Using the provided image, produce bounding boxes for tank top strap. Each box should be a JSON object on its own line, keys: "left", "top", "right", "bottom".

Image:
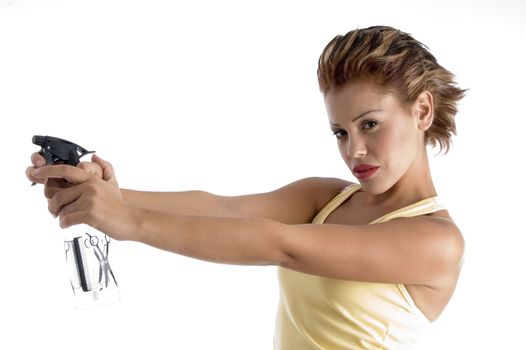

{"left": 311, "top": 184, "right": 361, "bottom": 224}
{"left": 312, "top": 183, "right": 447, "bottom": 225}
{"left": 369, "top": 196, "right": 447, "bottom": 224}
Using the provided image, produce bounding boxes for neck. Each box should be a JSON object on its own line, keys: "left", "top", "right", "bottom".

{"left": 360, "top": 147, "right": 437, "bottom": 209}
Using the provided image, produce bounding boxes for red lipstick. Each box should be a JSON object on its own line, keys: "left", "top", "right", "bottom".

{"left": 352, "top": 164, "right": 380, "bottom": 180}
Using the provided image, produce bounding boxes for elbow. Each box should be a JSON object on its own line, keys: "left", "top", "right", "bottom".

{"left": 271, "top": 222, "right": 303, "bottom": 270}
{"left": 275, "top": 245, "right": 295, "bottom": 269}
{"left": 268, "top": 220, "right": 296, "bottom": 269}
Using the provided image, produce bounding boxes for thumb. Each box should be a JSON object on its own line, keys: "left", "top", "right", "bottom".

{"left": 78, "top": 161, "right": 103, "bottom": 178}
{"left": 92, "top": 154, "right": 119, "bottom": 185}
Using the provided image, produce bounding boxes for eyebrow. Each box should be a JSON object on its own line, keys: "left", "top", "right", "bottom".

{"left": 330, "top": 109, "right": 383, "bottom": 126}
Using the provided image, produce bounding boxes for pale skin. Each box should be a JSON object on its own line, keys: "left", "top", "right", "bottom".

{"left": 26, "top": 79, "right": 464, "bottom": 322}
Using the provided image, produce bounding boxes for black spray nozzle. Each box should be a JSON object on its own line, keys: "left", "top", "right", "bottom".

{"left": 32, "top": 135, "right": 95, "bottom": 166}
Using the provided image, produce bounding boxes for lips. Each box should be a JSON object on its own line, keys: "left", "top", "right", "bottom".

{"left": 353, "top": 166, "right": 379, "bottom": 180}
{"left": 352, "top": 164, "right": 379, "bottom": 173}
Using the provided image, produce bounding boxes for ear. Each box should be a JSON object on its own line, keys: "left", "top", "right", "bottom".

{"left": 412, "top": 90, "right": 434, "bottom": 131}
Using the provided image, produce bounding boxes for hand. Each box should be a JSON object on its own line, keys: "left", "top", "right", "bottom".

{"left": 31, "top": 164, "right": 134, "bottom": 241}
{"left": 26, "top": 153, "right": 119, "bottom": 199}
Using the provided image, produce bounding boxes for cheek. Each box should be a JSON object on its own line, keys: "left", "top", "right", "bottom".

{"left": 337, "top": 141, "right": 346, "bottom": 155}
{"left": 375, "top": 128, "right": 400, "bottom": 154}
{"left": 377, "top": 127, "right": 414, "bottom": 166}
{"left": 389, "top": 127, "right": 419, "bottom": 170}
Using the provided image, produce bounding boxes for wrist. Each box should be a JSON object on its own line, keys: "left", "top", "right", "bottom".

{"left": 121, "top": 204, "right": 147, "bottom": 242}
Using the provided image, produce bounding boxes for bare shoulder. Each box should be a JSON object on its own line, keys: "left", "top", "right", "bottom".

{"left": 418, "top": 216, "right": 465, "bottom": 294}
{"left": 423, "top": 212, "right": 465, "bottom": 257}
{"left": 222, "top": 177, "right": 355, "bottom": 224}
{"left": 416, "top": 215, "right": 465, "bottom": 278}
{"left": 310, "top": 177, "right": 356, "bottom": 212}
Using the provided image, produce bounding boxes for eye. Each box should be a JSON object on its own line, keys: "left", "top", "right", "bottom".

{"left": 362, "top": 120, "right": 378, "bottom": 130}
{"left": 331, "top": 129, "right": 347, "bottom": 139}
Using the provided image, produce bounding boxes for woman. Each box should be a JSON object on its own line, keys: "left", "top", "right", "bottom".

{"left": 27, "top": 25, "right": 466, "bottom": 349}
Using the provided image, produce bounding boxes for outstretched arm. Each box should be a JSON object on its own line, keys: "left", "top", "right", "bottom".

{"left": 33, "top": 164, "right": 464, "bottom": 287}
{"left": 129, "top": 209, "right": 463, "bottom": 288}
{"left": 131, "top": 209, "right": 286, "bottom": 266}
{"left": 28, "top": 152, "right": 348, "bottom": 224}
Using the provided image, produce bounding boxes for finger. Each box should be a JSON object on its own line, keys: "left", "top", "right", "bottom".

{"left": 26, "top": 165, "right": 48, "bottom": 184}
{"left": 48, "top": 185, "right": 83, "bottom": 217}
{"left": 91, "top": 154, "right": 117, "bottom": 183}
{"left": 31, "top": 152, "right": 46, "bottom": 167}
{"left": 44, "top": 178, "right": 68, "bottom": 199}
{"left": 60, "top": 210, "right": 86, "bottom": 229}
{"left": 58, "top": 198, "right": 84, "bottom": 217}
{"left": 32, "top": 164, "right": 93, "bottom": 185}
{"left": 78, "top": 161, "right": 103, "bottom": 178}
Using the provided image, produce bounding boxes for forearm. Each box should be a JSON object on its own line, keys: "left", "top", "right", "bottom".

{"left": 121, "top": 189, "right": 233, "bottom": 217}
{"left": 128, "top": 206, "right": 287, "bottom": 266}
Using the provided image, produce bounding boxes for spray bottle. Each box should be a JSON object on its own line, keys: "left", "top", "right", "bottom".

{"left": 32, "top": 135, "right": 120, "bottom": 309}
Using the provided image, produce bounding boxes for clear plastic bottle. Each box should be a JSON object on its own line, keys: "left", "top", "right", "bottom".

{"left": 32, "top": 135, "right": 121, "bottom": 309}
{"left": 63, "top": 224, "right": 120, "bottom": 309}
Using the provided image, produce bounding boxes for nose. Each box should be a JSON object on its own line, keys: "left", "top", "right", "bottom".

{"left": 346, "top": 136, "right": 367, "bottom": 159}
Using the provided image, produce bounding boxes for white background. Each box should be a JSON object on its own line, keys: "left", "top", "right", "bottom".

{"left": 1, "top": 0, "right": 525, "bottom": 349}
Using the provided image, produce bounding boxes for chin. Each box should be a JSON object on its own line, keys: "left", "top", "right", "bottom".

{"left": 357, "top": 178, "right": 395, "bottom": 195}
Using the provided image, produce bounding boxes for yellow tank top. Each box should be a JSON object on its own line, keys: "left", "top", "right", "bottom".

{"left": 274, "top": 183, "right": 447, "bottom": 349}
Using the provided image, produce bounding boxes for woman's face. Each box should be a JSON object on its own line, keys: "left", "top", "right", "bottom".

{"left": 325, "top": 80, "right": 426, "bottom": 195}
